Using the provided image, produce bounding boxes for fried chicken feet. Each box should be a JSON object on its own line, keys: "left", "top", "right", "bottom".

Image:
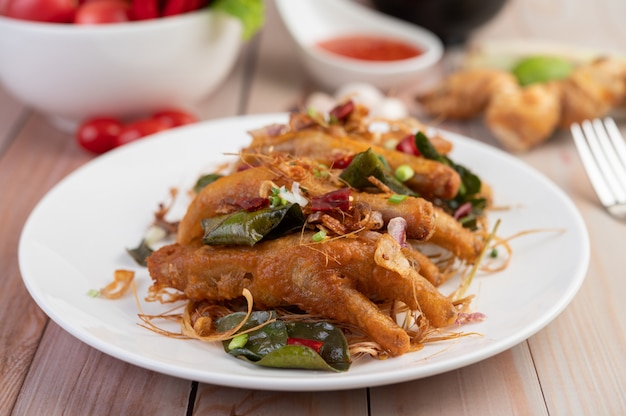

{"left": 147, "top": 232, "right": 458, "bottom": 356}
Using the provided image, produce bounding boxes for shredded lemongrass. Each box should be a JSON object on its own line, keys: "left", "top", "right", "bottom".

{"left": 451, "top": 219, "right": 501, "bottom": 301}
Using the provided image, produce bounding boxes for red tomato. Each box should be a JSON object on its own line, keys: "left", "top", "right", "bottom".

{"left": 4, "top": 0, "right": 77, "bottom": 23}
{"left": 116, "top": 118, "right": 168, "bottom": 147}
{"left": 74, "top": 0, "right": 130, "bottom": 24}
{"left": 162, "top": 0, "right": 193, "bottom": 16}
{"left": 129, "top": 0, "right": 158, "bottom": 20}
{"left": 76, "top": 117, "right": 123, "bottom": 154}
{"left": 152, "top": 109, "right": 198, "bottom": 128}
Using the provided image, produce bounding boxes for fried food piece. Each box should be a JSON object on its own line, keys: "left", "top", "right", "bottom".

{"left": 177, "top": 166, "right": 283, "bottom": 245}
{"left": 354, "top": 193, "right": 435, "bottom": 241}
{"left": 559, "top": 57, "right": 626, "bottom": 128}
{"left": 417, "top": 57, "right": 626, "bottom": 152}
{"left": 429, "top": 207, "right": 485, "bottom": 263}
{"left": 147, "top": 233, "right": 458, "bottom": 356}
{"left": 178, "top": 160, "right": 440, "bottom": 246}
{"left": 244, "top": 129, "right": 461, "bottom": 200}
{"left": 416, "top": 68, "right": 518, "bottom": 119}
{"left": 485, "top": 81, "right": 562, "bottom": 152}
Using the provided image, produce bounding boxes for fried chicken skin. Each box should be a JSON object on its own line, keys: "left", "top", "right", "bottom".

{"left": 177, "top": 161, "right": 439, "bottom": 244}
{"left": 243, "top": 129, "right": 462, "bottom": 200}
{"left": 147, "top": 232, "right": 458, "bottom": 356}
{"left": 177, "top": 166, "right": 280, "bottom": 245}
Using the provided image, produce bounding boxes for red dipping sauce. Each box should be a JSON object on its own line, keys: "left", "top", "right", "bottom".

{"left": 317, "top": 35, "right": 422, "bottom": 62}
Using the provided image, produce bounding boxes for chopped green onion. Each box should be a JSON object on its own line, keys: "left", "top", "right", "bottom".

{"left": 394, "top": 164, "right": 414, "bottom": 182}
{"left": 228, "top": 333, "right": 249, "bottom": 350}
{"left": 384, "top": 139, "right": 399, "bottom": 150}
{"left": 87, "top": 289, "right": 100, "bottom": 298}
{"left": 311, "top": 230, "right": 327, "bottom": 242}
{"left": 490, "top": 248, "right": 498, "bottom": 258}
{"left": 388, "top": 194, "right": 408, "bottom": 204}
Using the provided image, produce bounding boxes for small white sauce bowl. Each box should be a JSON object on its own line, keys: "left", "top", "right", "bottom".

{"left": 0, "top": 9, "right": 243, "bottom": 132}
{"left": 276, "top": 0, "right": 443, "bottom": 90}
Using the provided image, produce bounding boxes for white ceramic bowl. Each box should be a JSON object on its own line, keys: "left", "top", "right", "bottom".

{"left": 0, "top": 9, "right": 242, "bottom": 131}
{"left": 275, "top": 0, "right": 443, "bottom": 91}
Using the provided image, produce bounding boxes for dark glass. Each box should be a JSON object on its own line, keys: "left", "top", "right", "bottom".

{"left": 370, "top": 0, "right": 509, "bottom": 45}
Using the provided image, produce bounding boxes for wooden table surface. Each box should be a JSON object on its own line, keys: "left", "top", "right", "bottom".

{"left": 2, "top": 0, "right": 625, "bottom": 414}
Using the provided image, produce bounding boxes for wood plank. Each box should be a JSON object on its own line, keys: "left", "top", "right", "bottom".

{"left": 192, "top": 385, "right": 368, "bottom": 415}
{"left": 0, "top": 114, "right": 91, "bottom": 414}
{"left": 370, "top": 343, "right": 547, "bottom": 415}
{"left": 528, "top": 236, "right": 626, "bottom": 415}
{"left": 13, "top": 322, "right": 191, "bottom": 415}
{"left": 0, "top": 85, "right": 26, "bottom": 153}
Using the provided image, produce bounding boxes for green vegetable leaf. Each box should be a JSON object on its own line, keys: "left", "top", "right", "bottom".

{"left": 254, "top": 345, "right": 340, "bottom": 371}
{"left": 339, "top": 148, "right": 417, "bottom": 196}
{"left": 194, "top": 173, "right": 222, "bottom": 193}
{"left": 201, "top": 203, "right": 305, "bottom": 246}
{"left": 126, "top": 239, "right": 153, "bottom": 267}
{"left": 216, "top": 311, "right": 351, "bottom": 372}
{"left": 414, "top": 131, "right": 485, "bottom": 227}
{"left": 212, "top": 0, "right": 265, "bottom": 40}
{"left": 286, "top": 321, "right": 351, "bottom": 372}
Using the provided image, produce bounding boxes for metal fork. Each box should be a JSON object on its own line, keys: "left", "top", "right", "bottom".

{"left": 571, "top": 117, "right": 626, "bottom": 221}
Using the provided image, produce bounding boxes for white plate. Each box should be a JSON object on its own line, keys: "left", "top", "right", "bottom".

{"left": 19, "top": 113, "right": 589, "bottom": 391}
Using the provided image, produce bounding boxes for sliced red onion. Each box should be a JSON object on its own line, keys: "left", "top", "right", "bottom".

{"left": 387, "top": 217, "right": 407, "bottom": 247}
{"left": 455, "top": 312, "right": 487, "bottom": 325}
{"left": 453, "top": 201, "right": 472, "bottom": 220}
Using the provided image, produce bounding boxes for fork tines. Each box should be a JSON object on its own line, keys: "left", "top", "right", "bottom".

{"left": 571, "top": 117, "right": 626, "bottom": 218}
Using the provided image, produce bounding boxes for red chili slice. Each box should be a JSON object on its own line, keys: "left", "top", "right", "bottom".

{"left": 311, "top": 188, "right": 351, "bottom": 212}
{"left": 236, "top": 197, "right": 269, "bottom": 212}
{"left": 396, "top": 134, "right": 420, "bottom": 156}
{"left": 331, "top": 154, "right": 354, "bottom": 169}
{"left": 329, "top": 100, "right": 355, "bottom": 122}
{"left": 287, "top": 337, "right": 323, "bottom": 353}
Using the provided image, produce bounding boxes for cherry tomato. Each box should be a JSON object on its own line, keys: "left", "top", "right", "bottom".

{"left": 74, "top": 0, "right": 130, "bottom": 24}
{"left": 129, "top": 0, "right": 159, "bottom": 20}
{"left": 152, "top": 109, "right": 198, "bottom": 128}
{"left": 116, "top": 118, "right": 168, "bottom": 147}
{"left": 4, "top": 0, "right": 77, "bottom": 23}
{"left": 76, "top": 117, "right": 123, "bottom": 154}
